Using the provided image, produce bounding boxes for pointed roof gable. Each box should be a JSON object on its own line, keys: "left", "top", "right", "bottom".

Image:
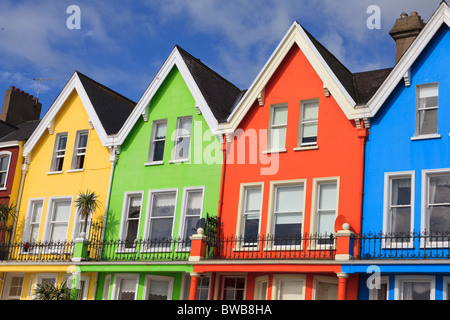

{"left": 115, "top": 46, "right": 241, "bottom": 145}
{"left": 218, "top": 21, "right": 386, "bottom": 136}
{"left": 23, "top": 71, "right": 136, "bottom": 159}
{"left": 362, "top": 1, "right": 450, "bottom": 118}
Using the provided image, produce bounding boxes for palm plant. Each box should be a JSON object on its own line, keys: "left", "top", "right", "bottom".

{"left": 0, "top": 202, "right": 15, "bottom": 223}
{"left": 34, "top": 281, "right": 74, "bottom": 300}
{"left": 75, "top": 190, "right": 100, "bottom": 237}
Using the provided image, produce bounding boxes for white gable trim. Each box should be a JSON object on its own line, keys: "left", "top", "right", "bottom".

{"left": 23, "top": 72, "right": 111, "bottom": 159}
{"left": 363, "top": 2, "right": 450, "bottom": 118}
{"left": 218, "top": 21, "right": 360, "bottom": 135}
{"left": 114, "top": 47, "right": 220, "bottom": 145}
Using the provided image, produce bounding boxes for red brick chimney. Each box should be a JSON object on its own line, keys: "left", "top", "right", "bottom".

{"left": 0, "top": 86, "right": 42, "bottom": 124}
{"left": 389, "top": 12, "right": 426, "bottom": 63}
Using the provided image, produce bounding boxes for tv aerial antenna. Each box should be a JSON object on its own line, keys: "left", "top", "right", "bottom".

{"left": 33, "top": 78, "right": 59, "bottom": 104}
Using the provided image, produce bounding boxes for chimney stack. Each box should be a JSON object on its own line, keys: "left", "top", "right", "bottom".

{"left": 0, "top": 86, "right": 42, "bottom": 124}
{"left": 389, "top": 11, "right": 425, "bottom": 63}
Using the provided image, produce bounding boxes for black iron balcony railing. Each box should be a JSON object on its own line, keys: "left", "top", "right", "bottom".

{"left": 355, "top": 230, "right": 450, "bottom": 260}
{"left": 208, "top": 233, "right": 336, "bottom": 260}
{"left": 89, "top": 237, "right": 193, "bottom": 262}
{"left": 0, "top": 240, "right": 75, "bottom": 262}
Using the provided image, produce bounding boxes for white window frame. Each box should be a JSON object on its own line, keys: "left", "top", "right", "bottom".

{"left": 266, "top": 179, "right": 306, "bottom": 250}
{"left": 235, "top": 183, "right": 264, "bottom": 250}
{"left": 118, "top": 191, "right": 144, "bottom": 252}
{"left": 369, "top": 276, "right": 389, "bottom": 300}
{"left": 70, "top": 130, "right": 89, "bottom": 171}
{"left": 63, "top": 274, "right": 90, "bottom": 300}
{"left": 394, "top": 275, "right": 435, "bottom": 300}
{"left": 2, "top": 273, "right": 25, "bottom": 300}
{"left": 268, "top": 103, "right": 288, "bottom": 152}
{"left": 143, "top": 189, "right": 178, "bottom": 252}
{"left": 33, "top": 273, "right": 58, "bottom": 299}
{"left": 313, "top": 275, "right": 338, "bottom": 300}
{"left": 103, "top": 274, "right": 112, "bottom": 300}
{"left": 414, "top": 83, "right": 440, "bottom": 139}
{"left": 421, "top": 168, "right": 450, "bottom": 247}
{"left": 443, "top": 276, "right": 450, "bottom": 300}
{"left": 22, "top": 198, "right": 45, "bottom": 247}
{"left": 171, "top": 116, "right": 192, "bottom": 162}
{"left": 221, "top": 275, "right": 246, "bottom": 300}
{"left": 309, "top": 178, "right": 339, "bottom": 249}
{"left": 383, "top": 171, "right": 415, "bottom": 248}
{"left": 143, "top": 274, "right": 174, "bottom": 300}
{"left": 112, "top": 273, "right": 140, "bottom": 300}
{"left": 147, "top": 119, "right": 167, "bottom": 165}
{"left": 196, "top": 274, "right": 212, "bottom": 300}
{"left": 254, "top": 275, "right": 269, "bottom": 300}
{"left": 298, "top": 99, "right": 319, "bottom": 148}
{"left": 42, "top": 196, "right": 73, "bottom": 243}
{"left": 0, "top": 151, "right": 12, "bottom": 190}
{"left": 271, "top": 274, "right": 306, "bottom": 300}
{"left": 177, "top": 187, "right": 205, "bottom": 248}
{"left": 50, "top": 132, "right": 68, "bottom": 172}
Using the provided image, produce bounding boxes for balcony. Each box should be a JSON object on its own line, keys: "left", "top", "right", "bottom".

{"left": 355, "top": 230, "right": 450, "bottom": 260}
{"left": 207, "top": 233, "right": 336, "bottom": 260}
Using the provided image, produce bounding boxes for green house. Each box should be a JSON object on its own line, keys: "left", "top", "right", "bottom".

{"left": 88, "top": 46, "right": 241, "bottom": 300}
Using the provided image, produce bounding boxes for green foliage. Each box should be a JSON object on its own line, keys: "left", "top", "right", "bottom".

{"left": 33, "top": 281, "right": 75, "bottom": 300}
{"left": 0, "top": 202, "right": 15, "bottom": 222}
{"left": 75, "top": 190, "right": 100, "bottom": 235}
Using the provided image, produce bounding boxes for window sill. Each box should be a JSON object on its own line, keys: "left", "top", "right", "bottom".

{"left": 293, "top": 145, "right": 318, "bottom": 151}
{"left": 262, "top": 149, "right": 287, "bottom": 154}
{"left": 46, "top": 171, "right": 63, "bottom": 175}
{"left": 67, "top": 169, "right": 84, "bottom": 173}
{"left": 169, "top": 158, "right": 189, "bottom": 164}
{"left": 144, "top": 161, "right": 163, "bottom": 166}
{"left": 0, "top": 187, "right": 6, "bottom": 191}
{"left": 411, "top": 134, "right": 441, "bottom": 141}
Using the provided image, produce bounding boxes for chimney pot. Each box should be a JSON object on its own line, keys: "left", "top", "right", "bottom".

{"left": 9, "top": 86, "right": 15, "bottom": 91}
{"left": 401, "top": 12, "right": 408, "bottom": 18}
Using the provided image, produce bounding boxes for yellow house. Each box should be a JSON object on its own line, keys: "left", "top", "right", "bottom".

{"left": 0, "top": 72, "right": 135, "bottom": 300}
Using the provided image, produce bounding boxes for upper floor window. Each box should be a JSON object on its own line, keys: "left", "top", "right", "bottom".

{"left": 0, "top": 152, "right": 11, "bottom": 189}
{"left": 239, "top": 185, "right": 262, "bottom": 246}
{"left": 71, "top": 130, "right": 88, "bottom": 170}
{"left": 50, "top": 133, "right": 68, "bottom": 172}
{"left": 120, "top": 192, "right": 143, "bottom": 249}
{"left": 298, "top": 100, "right": 319, "bottom": 147}
{"left": 416, "top": 83, "right": 438, "bottom": 137}
{"left": 384, "top": 172, "right": 413, "bottom": 238}
{"left": 44, "top": 198, "right": 72, "bottom": 242}
{"left": 424, "top": 171, "right": 450, "bottom": 237}
{"left": 148, "top": 120, "right": 167, "bottom": 163}
{"left": 313, "top": 180, "right": 338, "bottom": 245}
{"left": 172, "top": 117, "right": 192, "bottom": 161}
{"left": 268, "top": 104, "right": 288, "bottom": 151}
{"left": 270, "top": 182, "right": 304, "bottom": 246}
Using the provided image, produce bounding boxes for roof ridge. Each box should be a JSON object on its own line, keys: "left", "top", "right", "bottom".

{"left": 75, "top": 70, "right": 137, "bottom": 105}
{"left": 174, "top": 45, "right": 240, "bottom": 91}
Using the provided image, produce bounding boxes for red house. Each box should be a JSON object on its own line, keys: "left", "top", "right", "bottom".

{"left": 191, "top": 21, "right": 389, "bottom": 300}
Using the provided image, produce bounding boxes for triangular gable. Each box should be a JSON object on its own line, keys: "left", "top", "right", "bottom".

{"left": 218, "top": 21, "right": 363, "bottom": 137}
{"left": 23, "top": 72, "right": 126, "bottom": 161}
{"left": 362, "top": 1, "right": 450, "bottom": 118}
{"left": 115, "top": 46, "right": 240, "bottom": 145}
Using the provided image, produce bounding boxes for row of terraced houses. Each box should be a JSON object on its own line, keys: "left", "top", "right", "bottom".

{"left": 1, "top": 3, "right": 450, "bottom": 301}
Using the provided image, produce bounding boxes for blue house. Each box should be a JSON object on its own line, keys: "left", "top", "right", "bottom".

{"left": 341, "top": 2, "right": 450, "bottom": 300}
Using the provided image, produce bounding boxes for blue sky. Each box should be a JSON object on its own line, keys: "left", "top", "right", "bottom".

{"left": 0, "top": 0, "right": 443, "bottom": 117}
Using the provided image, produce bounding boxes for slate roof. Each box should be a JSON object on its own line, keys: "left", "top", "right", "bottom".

{"left": 0, "top": 120, "right": 19, "bottom": 140}
{"left": 176, "top": 46, "right": 242, "bottom": 123}
{"left": 76, "top": 71, "right": 137, "bottom": 135}
{"left": 0, "top": 120, "right": 40, "bottom": 142}
{"left": 301, "top": 25, "right": 392, "bottom": 106}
